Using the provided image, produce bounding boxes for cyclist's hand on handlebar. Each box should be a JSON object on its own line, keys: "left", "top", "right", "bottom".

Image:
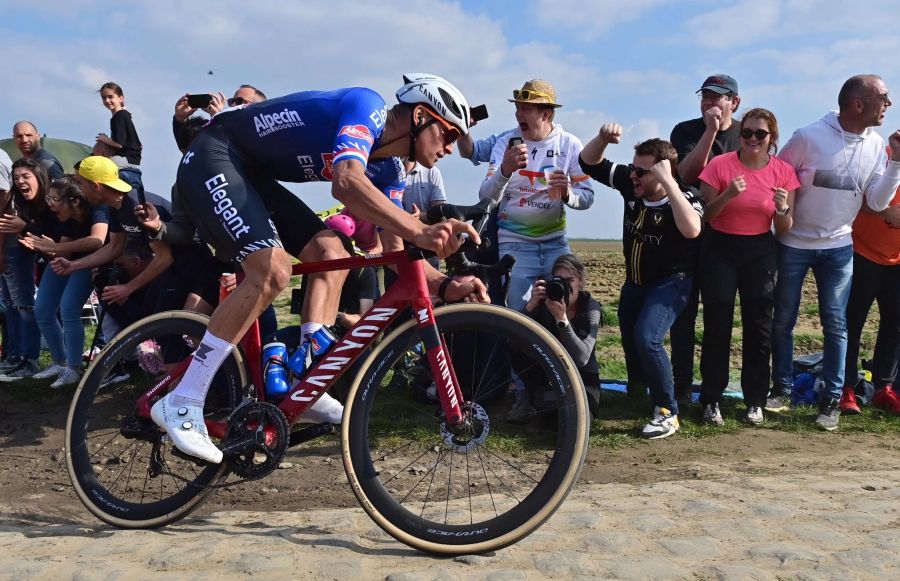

{"left": 443, "top": 275, "right": 489, "bottom": 304}
{"left": 414, "top": 219, "right": 481, "bottom": 259}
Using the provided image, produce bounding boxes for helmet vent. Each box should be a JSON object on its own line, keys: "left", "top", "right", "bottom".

{"left": 438, "top": 87, "right": 462, "bottom": 119}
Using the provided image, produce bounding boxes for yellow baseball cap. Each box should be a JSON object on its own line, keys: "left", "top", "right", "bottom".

{"left": 76, "top": 156, "right": 132, "bottom": 193}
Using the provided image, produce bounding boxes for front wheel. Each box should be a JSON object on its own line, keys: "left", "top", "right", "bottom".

{"left": 66, "top": 310, "right": 246, "bottom": 528}
{"left": 342, "top": 304, "right": 589, "bottom": 554}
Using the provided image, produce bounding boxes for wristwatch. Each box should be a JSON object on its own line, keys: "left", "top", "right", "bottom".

{"left": 775, "top": 206, "right": 790, "bottom": 216}
{"left": 556, "top": 319, "right": 569, "bottom": 331}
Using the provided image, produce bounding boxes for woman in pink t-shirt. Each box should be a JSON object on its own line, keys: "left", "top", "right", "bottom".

{"left": 696, "top": 108, "right": 800, "bottom": 426}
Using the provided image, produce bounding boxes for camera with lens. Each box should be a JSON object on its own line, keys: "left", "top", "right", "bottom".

{"left": 545, "top": 276, "right": 571, "bottom": 304}
{"left": 93, "top": 264, "right": 130, "bottom": 295}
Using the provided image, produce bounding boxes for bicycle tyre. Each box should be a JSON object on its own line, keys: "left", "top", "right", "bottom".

{"left": 342, "top": 304, "right": 589, "bottom": 554}
{"left": 66, "top": 310, "right": 247, "bottom": 528}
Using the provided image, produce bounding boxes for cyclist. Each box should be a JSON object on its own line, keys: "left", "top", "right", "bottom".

{"left": 147, "top": 74, "right": 487, "bottom": 464}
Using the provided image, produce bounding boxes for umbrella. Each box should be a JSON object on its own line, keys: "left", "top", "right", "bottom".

{"left": 0, "top": 136, "right": 93, "bottom": 174}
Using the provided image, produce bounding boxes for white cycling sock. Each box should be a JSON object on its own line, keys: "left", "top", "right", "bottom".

{"left": 300, "top": 391, "right": 344, "bottom": 424}
{"left": 170, "top": 331, "right": 234, "bottom": 406}
{"left": 300, "top": 322, "right": 323, "bottom": 344}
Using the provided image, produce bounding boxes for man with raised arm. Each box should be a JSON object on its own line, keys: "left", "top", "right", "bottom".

{"left": 579, "top": 123, "right": 703, "bottom": 439}
{"left": 667, "top": 74, "right": 742, "bottom": 405}
{"left": 148, "top": 74, "right": 487, "bottom": 464}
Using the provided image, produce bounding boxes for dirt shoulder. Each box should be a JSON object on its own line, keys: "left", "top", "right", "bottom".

{"left": 3, "top": 390, "right": 900, "bottom": 528}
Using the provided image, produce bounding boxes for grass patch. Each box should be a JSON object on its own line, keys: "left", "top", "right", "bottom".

{"left": 600, "top": 360, "right": 627, "bottom": 379}
{"left": 585, "top": 392, "right": 900, "bottom": 444}
{"left": 793, "top": 333, "right": 823, "bottom": 351}
{"left": 801, "top": 303, "right": 820, "bottom": 317}
{"left": 596, "top": 334, "right": 623, "bottom": 349}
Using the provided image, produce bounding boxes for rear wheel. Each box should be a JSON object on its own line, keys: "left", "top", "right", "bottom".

{"left": 342, "top": 304, "right": 589, "bottom": 554}
{"left": 66, "top": 310, "right": 246, "bottom": 528}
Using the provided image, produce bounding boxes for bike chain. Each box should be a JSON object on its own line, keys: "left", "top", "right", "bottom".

{"left": 150, "top": 401, "right": 291, "bottom": 490}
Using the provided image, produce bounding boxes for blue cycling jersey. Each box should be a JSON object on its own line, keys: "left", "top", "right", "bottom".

{"left": 213, "top": 87, "right": 406, "bottom": 206}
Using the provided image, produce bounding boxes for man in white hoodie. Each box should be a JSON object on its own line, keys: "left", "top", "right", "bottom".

{"left": 766, "top": 74, "right": 900, "bottom": 431}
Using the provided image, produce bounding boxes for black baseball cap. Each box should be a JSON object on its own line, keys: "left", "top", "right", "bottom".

{"left": 697, "top": 74, "right": 738, "bottom": 95}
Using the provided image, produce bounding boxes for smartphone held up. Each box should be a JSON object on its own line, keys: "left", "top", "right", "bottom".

{"left": 186, "top": 93, "right": 213, "bottom": 109}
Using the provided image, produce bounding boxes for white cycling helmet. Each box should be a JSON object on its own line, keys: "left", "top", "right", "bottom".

{"left": 396, "top": 73, "right": 471, "bottom": 135}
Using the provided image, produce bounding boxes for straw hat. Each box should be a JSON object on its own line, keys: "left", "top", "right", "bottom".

{"left": 508, "top": 79, "right": 562, "bottom": 108}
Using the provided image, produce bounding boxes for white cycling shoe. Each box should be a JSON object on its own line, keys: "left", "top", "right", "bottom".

{"left": 299, "top": 392, "right": 344, "bottom": 424}
{"left": 151, "top": 393, "right": 223, "bottom": 464}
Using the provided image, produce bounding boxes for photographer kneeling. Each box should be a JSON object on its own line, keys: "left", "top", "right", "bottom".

{"left": 520, "top": 254, "right": 602, "bottom": 419}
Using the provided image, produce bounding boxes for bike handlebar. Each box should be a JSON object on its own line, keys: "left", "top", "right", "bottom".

{"left": 408, "top": 198, "right": 494, "bottom": 261}
{"left": 419, "top": 198, "right": 517, "bottom": 301}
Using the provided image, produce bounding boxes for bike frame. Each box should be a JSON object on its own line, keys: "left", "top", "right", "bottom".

{"left": 137, "top": 249, "right": 467, "bottom": 440}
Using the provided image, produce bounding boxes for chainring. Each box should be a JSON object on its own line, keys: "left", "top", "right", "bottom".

{"left": 222, "top": 401, "right": 290, "bottom": 480}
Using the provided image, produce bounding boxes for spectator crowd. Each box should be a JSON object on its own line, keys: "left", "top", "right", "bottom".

{"left": 1, "top": 72, "right": 898, "bottom": 440}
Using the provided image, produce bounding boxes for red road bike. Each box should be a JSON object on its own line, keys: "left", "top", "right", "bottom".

{"left": 65, "top": 200, "right": 589, "bottom": 554}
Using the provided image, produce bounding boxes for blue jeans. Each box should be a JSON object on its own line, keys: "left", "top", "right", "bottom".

{"left": 499, "top": 237, "right": 572, "bottom": 310}
{"left": 618, "top": 274, "right": 692, "bottom": 415}
{"left": 771, "top": 243, "right": 853, "bottom": 402}
{"left": 1, "top": 245, "right": 40, "bottom": 360}
{"left": 35, "top": 268, "right": 94, "bottom": 368}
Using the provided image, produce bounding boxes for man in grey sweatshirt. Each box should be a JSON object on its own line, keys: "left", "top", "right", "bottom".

{"left": 766, "top": 74, "right": 900, "bottom": 431}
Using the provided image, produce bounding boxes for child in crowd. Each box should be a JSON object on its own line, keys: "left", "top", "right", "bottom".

{"left": 96, "top": 82, "right": 143, "bottom": 166}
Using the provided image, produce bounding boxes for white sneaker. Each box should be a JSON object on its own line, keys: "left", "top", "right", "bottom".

{"left": 745, "top": 406, "right": 764, "bottom": 425}
{"left": 150, "top": 393, "right": 223, "bottom": 464}
{"left": 34, "top": 363, "right": 66, "bottom": 380}
{"left": 642, "top": 407, "right": 680, "bottom": 440}
{"left": 50, "top": 368, "right": 83, "bottom": 389}
{"left": 298, "top": 392, "right": 344, "bottom": 424}
{"left": 702, "top": 402, "right": 724, "bottom": 426}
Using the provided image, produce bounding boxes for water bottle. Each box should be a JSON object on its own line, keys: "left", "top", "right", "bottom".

{"left": 263, "top": 342, "right": 290, "bottom": 398}
{"left": 287, "top": 327, "right": 337, "bottom": 376}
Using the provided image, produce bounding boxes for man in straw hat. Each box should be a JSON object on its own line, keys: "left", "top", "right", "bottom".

{"left": 478, "top": 79, "right": 594, "bottom": 421}
{"left": 478, "top": 79, "right": 593, "bottom": 310}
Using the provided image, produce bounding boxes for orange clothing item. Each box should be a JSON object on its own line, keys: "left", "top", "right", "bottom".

{"left": 853, "top": 186, "right": 900, "bottom": 265}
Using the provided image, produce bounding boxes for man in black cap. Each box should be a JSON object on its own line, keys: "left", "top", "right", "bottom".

{"left": 671, "top": 75, "right": 742, "bottom": 186}
{"left": 667, "top": 74, "right": 742, "bottom": 406}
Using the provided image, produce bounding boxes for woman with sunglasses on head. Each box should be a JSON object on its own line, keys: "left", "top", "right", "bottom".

{"left": 20, "top": 176, "right": 110, "bottom": 388}
{"left": 0, "top": 159, "right": 49, "bottom": 380}
{"left": 695, "top": 108, "right": 800, "bottom": 426}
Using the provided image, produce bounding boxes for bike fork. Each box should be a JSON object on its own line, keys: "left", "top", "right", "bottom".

{"left": 414, "top": 300, "right": 465, "bottom": 425}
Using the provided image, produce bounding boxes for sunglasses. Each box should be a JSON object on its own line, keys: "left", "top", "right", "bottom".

{"left": 422, "top": 108, "right": 461, "bottom": 146}
{"left": 227, "top": 96, "right": 248, "bottom": 107}
{"left": 513, "top": 89, "right": 553, "bottom": 101}
{"left": 861, "top": 92, "right": 891, "bottom": 105}
{"left": 630, "top": 165, "right": 653, "bottom": 178}
{"left": 740, "top": 128, "right": 770, "bottom": 140}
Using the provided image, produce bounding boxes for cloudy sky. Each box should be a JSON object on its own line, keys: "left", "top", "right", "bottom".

{"left": 3, "top": 0, "right": 898, "bottom": 238}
